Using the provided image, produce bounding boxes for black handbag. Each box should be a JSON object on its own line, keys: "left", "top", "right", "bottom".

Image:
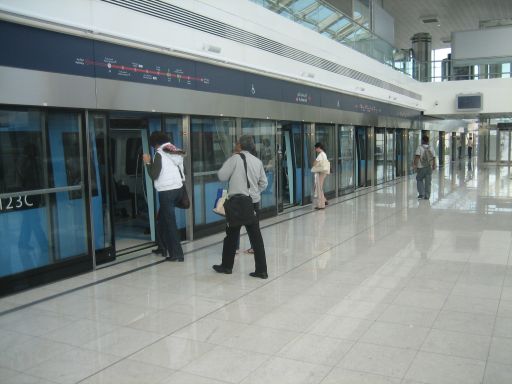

{"left": 223, "top": 154, "right": 257, "bottom": 227}
{"left": 175, "top": 165, "right": 190, "bottom": 209}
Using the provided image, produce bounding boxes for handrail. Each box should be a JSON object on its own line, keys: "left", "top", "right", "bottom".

{"left": 0, "top": 185, "right": 82, "bottom": 199}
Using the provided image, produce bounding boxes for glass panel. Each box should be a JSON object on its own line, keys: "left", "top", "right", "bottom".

{"left": 303, "top": 124, "right": 314, "bottom": 203}
{"left": 289, "top": 0, "right": 316, "bottom": 12}
{"left": 375, "top": 128, "right": 385, "bottom": 184}
{"left": 315, "top": 124, "right": 336, "bottom": 194}
{"left": 500, "top": 130, "right": 510, "bottom": 162}
{"left": 88, "top": 113, "right": 113, "bottom": 259}
{"left": 339, "top": 126, "right": 354, "bottom": 191}
{"left": 191, "top": 117, "right": 235, "bottom": 228}
{"left": 386, "top": 129, "right": 395, "bottom": 181}
{"left": 164, "top": 116, "right": 187, "bottom": 234}
{"left": 242, "top": 119, "right": 276, "bottom": 211}
{"left": 353, "top": 0, "right": 371, "bottom": 28}
{"left": 0, "top": 109, "right": 88, "bottom": 278}
{"left": 395, "top": 130, "right": 404, "bottom": 177}
{"left": 356, "top": 127, "right": 368, "bottom": 187}
{"left": 408, "top": 130, "right": 420, "bottom": 174}
{"left": 489, "top": 129, "right": 497, "bottom": 162}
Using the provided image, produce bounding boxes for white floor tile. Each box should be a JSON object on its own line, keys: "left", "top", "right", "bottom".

{"left": 483, "top": 362, "right": 512, "bottom": 384}
{"left": 360, "top": 321, "right": 430, "bottom": 350}
{"left": 240, "top": 356, "right": 330, "bottom": 384}
{"left": 79, "top": 359, "right": 174, "bottom": 384}
{"left": 405, "top": 351, "right": 485, "bottom": 384}
{"left": 421, "top": 329, "right": 491, "bottom": 360}
{"left": 320, "top": 368, "right": 401, "bottom": 384}
{"left": 181, "top": 345, "right": 269, "bottom": 383}
{"left": 277, "top": 333, "right": 353, "bottom": 366}
{"left": 338, "top": 342, "right": 417, "bottom": 378}
{"left": 129, "top": 335, "right": 215, "bottom": 370}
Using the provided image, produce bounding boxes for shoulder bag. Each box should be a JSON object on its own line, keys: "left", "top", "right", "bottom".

{"left": 223, "top": 153, "right": 258, "bottom": 227}
{"left": 170, "top": 158, "right": 190, "bottom": 209}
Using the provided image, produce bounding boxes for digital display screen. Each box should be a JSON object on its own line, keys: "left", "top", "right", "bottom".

{"left": 457, "top": 94, "right": 482, "bottom": 110}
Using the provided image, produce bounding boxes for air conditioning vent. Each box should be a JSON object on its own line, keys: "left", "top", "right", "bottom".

{"left": 421, "top": 16, "right": 440, "bottom": 24}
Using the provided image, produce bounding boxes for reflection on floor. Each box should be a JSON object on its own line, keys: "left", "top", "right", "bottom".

{"left": 1, "top": 160, "right": 512, "bottom": 383}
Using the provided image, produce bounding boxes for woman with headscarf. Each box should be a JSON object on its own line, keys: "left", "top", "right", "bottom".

{"left": 142, "top": 132, "right": 185, "bottom": 261}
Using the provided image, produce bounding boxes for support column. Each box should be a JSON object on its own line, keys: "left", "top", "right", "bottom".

{"left": 411, "top": 33, "right": 432, "bottom": 82}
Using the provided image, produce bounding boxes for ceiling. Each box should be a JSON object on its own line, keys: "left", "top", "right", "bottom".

{"left": 373, "top": 0, "right": 512, "bottom": 50}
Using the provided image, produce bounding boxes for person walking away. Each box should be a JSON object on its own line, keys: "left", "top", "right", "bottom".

{"left": 143, "top": 132, "right": 185, "bottom": 261}
{"left": 213, "top": 135, "right": 269, "bottom": 279}
{"left": 312, "top": 143, "right": 328, "bottom": 209}
{"left": 467, "top": 136, "right": 473, "bottom": 158}
{"left": 413, "top": 135, "right": 436, "bottom": 200}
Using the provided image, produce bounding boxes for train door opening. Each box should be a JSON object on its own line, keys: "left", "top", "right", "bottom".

{"left": 108, "top": 118, "right": 155, "bottom": 255}
{"left": 277, "top": 122, "right": 313, "bottom": 212}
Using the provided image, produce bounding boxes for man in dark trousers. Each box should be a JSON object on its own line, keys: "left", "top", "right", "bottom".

{"left": 213, "top": 135, "right": 269, "bottom": 279}
{"left": 413, "top": 135, "right": 436, "bottom": 200}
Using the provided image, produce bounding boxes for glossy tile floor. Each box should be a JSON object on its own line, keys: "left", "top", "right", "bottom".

{"left": 2, "top": 161, "right": 512, "bottom": 384}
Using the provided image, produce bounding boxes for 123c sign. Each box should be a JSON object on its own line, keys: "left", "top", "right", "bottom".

{"left": 0, "top": 195, "right": 36, "bottom": 212}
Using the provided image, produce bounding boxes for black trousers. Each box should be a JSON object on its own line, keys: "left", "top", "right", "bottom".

{"left": 158, "top": 188, "right": 184, "bottom": 259}
{"left": 221, "top": 203, "right": 267, "bottom": 273}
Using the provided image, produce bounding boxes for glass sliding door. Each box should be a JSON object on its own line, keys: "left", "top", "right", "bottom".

{"left": 164, "top": 116, "right": 187, "bottom": 239}
{"left": 395, "top": 130, "right": 404, "bottom": 177}
{"left": 408, "top": 130, "right": 420, "bottom": 174}
{"left": 242, "top": 119, "right": 276, "bottom": 212}
{"left": 386, "top": 129, "right": 395, "bottom": 181}
{"left": 356, "top": 127, "right": 369, "bottom": 187}
{"left": 375, "top": 128, "right": 385, "bottom": 184}
{"left": 315, "top": 124, "right": 336, "bottom": 196}
{"left": 88, "top": 113, "right": 114, "bottom": 264}
{"left": 499, "top": 130, "right": 510, "bottom": 162}
{"left": 338, "top": 125, "right": 354, "bottom": 193}
{"left": 277, "top": 122, "right": 313, "bottom": 212}
{"left": 191, "top": 116, "right": 235, "bottom": 236}
{"left": 0, "top": 109, "right": 90, "bottom": 293}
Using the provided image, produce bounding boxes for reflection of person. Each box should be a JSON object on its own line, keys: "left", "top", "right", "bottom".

{"left": 16, "top": 143, "right": 47, "bottom": 256}
{"left": 467, "top": 136, "right": 473, "bottom": 158}
{"left": 413, "top": 135, "right": 436, "bottom": 200}
{"left": 312, "top": 143, "right": 328, "bottom": 209}
{"left": 457, "top": 136, "right": 462, "bottom": 159}
{"left": 143, "top": 132, "right": 185, "bottom": 262}
{"left": 213, "top": 135, "right": 268, "bottom": 279}
{"left": 261, "top": 138, "right": 273, "bottom": 171}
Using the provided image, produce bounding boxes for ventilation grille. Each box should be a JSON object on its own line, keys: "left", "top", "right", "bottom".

{"left": 102, "top": 0, "right": 422, "bottom": 101}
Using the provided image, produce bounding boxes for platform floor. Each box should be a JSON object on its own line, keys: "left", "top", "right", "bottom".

{"left": 1, "top": 160, "right": 512, "bottom": 384}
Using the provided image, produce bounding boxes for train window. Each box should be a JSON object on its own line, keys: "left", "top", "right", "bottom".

{"left": 0, "top": 110, "right": 46, "bottom": 211}
{"left": 191, "top": 118, "right": 234, "bottom": 177}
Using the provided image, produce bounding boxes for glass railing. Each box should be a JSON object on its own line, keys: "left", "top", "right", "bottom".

{"left": 250, "top": 0, "right": 512, "bottom": 83}
{"left": 414, "top": 58, "right": 512, "bottom": 82}
{"left": 250, "top": 0, "right": 395, "bottom": 68}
